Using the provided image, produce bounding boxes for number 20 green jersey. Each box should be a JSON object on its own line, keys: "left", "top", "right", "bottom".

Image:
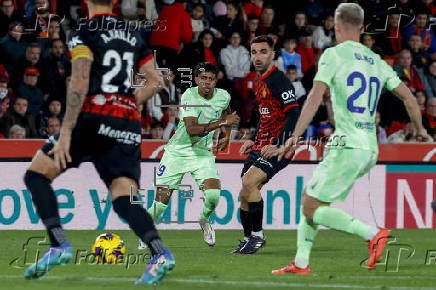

{"left": 314, "top": 40, "right": 401, "bottom": 153}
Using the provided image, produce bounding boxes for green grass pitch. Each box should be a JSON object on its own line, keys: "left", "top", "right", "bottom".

{"left": 1, "top": 229, "right": 435, "bottom": 289}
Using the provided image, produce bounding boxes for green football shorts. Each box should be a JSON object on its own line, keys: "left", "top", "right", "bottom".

{"left": 305, "top": 148, "right": 378, "bottom": 203}
{"left": 155, "top": 151, "right": 220, "bottom": 190}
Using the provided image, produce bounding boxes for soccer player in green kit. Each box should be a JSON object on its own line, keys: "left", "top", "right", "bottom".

{"left": 139, "top": 62, "right": 240, "bottom": 248}
{"left": 262, "top": 3, "right": 429, "bottom": 273}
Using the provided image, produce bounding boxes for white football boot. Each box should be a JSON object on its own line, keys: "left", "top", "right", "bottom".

{"left": 200, "top": 219, "right": 215, "bottom": 247}
{"left": 138, "top": 239, "right": 148, "bottom": 250}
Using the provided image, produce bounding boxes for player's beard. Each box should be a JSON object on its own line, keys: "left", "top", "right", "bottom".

{"left": 255, "top": 62, "right": 270, "bottom": 75}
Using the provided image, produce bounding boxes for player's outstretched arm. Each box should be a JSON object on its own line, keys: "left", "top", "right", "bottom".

{"left": 49, "top": 56, "right": 92, "bottom": 169}
{"left": 184, "top": 111, "right": 240, "bottom": 137}
{"left": 216, "top": 105, "right": 233, "bottom": 151}
{"left": 392, "top": 82, "right": 429, "bottom": 140}
{"left": 134, "top": 58, "right": 163, "bottom": 105}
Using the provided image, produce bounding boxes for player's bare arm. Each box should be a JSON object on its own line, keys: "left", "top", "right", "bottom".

{"left": 392, "top": 82, "right": 429, "bottom": 140}
{"left": 134, "top": 58, "right": 164, "bottom": 105}
{"left": 184, "top": 111, "right": 239, "bottom": 137}
{"left": 49, "top": 56, "right": 93, "bottom": 169}
{"left": 216, "top": 105, "right": 233, "bottom": 151}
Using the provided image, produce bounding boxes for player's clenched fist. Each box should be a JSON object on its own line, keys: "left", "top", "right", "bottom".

{"left": 223, "top": 112, "right": 240, "bottom": 126}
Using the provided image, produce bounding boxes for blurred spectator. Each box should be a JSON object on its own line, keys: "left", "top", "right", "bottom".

{"left": 421, "top": 0, "right": 436, "bottom": 14}
{"left": 121, "top": 0, "right": 158, "bottom": 21}
{"left": 43, "top": 115, "right": 60, "bottom": 138}
{"left": 244, "top": 14, "right": 259, "bottom": 47}
{"left": 38, "top": 98, "right": 63, "bottom": 136}
{"left": 179, "top": 29, "right": 218, "bottom": 69}
{"left": 285, "top": 65, "right": 306, "bottom": 101}
{"left": 0, "top": 22, "right": 27, "bottom": 73}
{"left": 409, "top": 34, "right": 430, "bottom": 69}
{"left": 361, "top": 34, "right": 383, "bottom": 55}
{"left": 8, "top": 124, "right": 25, "bottom": 139}
{"left": 235, "top": 122, "right": 251, "bottom": 140}
{"left": 24, "top": 0, "right": 64, "bottom": 42}
{"left": 375, "top": 111, "right": 388, "bottom": 144}
{"left": 285, "top": 11, "right": 307, "bottom": 41}
{"left": 296, "top": 27, "right": 321, "bottom": 74}
{"left": 377, "top": 8, "right": 406, "bottom": 57}
{"left": 398, "top": 0, "right": 415, "bottom": 17}
{"left": 211, "top": 1, "right": 244, "bottom": 47}
{"left": 416, "top": 90, "right": 427, "bottom": 114}
{"left": 40, "top": 38, "right": 70, "bottom": 102}
{"left": 404, "top": 7, "right": 436, "bottom": 59}
{"left": 277, "top": 36, "right": 302, "bottom": 76}
{"left": 150, "top": 0, "right": 192, "bottom": 70}
{"left": 220, "top": 31, "right": 250, "bottom": 80}
{"left": 258, "top": 4, "right": 275, "bottom": 35}
{"left": 80, "top": 0, "right": 122, "bottom": 19}
{"left": 149, "top": 121, "right": 164, "bottom": 139}
{"left": 191, "top": 3, "right": 209, "bottom": 42}
{"left": 15, "top": 66, "right": 44, "bottom": 117}
{"left": 243, "top": 0, "right": 263, "bottom": 18}
{"left": 388, "top": 122, "right": 433, "bottom": 143}
{"left": 38, "top": 17, "right": 63, "bottom": 58}
{"left": 10, "top": 42, "right": 42, "bottom": 90}
{"left": 159, "top": 70, "right": 180, "bottom": 105}
{"left": 304, "top": 0, "right": 325, "bottom": 26}
{"left": 426, "top": 59, "right": 436, "bottom": 99}
{"left": 423, "top": 97, "right": 436, "bottom": 133}
{"left": 186, "top": 0, "right": 214, "bottom": 24}
{"left": 394, "top": 49, "right": 430, "bottom": 95}
{"left": 0, "top": 0, "right": 24, "bottom": 38}
{"left": 313, "top": 14, "right": 334, "bottom": 50}
{"left": 0, "top": 96, "right": 38, "bottom": 138}
{"left": 163, "top": 105, "right": 179, "bottom": 140}
{"left": 0, "top": 65, "right": 12, "bottom": 119}
{"left": 213, "top": 0, "right": 226, "bottom": 17}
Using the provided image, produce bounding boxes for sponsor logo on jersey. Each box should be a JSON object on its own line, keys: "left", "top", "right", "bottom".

{"left": 262, "top": 88, "right": 267, "bottom": 99}
{"left": 97, "top": 124, "right": 141, "bottom": 145}
{"left": 259, "top": 107, "right": 270, "bottom": 115}
{"left": 355, "top": 121, "right": 375, "bottom": 130}
{"left": 93, "top": 95, "right": 106, "bottom": 106}
{"left": 281, "top": 90, "right": 296, "bottom": 104}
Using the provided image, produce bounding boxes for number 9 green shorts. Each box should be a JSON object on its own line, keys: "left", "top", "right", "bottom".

{"left": 155, "top": 151, "right": 220, "bottom": 190}
{"left": 306, "top": 148, "right": 378, "bottom": 203}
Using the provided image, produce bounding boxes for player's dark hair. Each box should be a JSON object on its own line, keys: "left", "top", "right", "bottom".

{"left": 250, "top": 35, "right": 274, "bottom": 49}
{"left": 28, "top": 42, "right": 41, "bottom": 50}
{"left": 192, "top": 3, "right": 204, "bottom": 12}
{"left": 89, "top": 0, "right": 113, "bottom": 5}
{"left": 199, "top": 29, "right": 214, "bottom": 42}
{"left": 194, "top": 62, "right": 219, "bottom": 77}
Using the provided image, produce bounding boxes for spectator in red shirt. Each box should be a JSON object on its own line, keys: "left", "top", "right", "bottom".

{"left": 423, "top": 97, "right": 436, "bottom": 133}
{"left": 421, "top": 0, "right": 436, "bottom": 15}
{"left": 0, "top": 65, "right": 12, "bottom": 119}
{"left": 150, "top": 0, "right": 193, "bottom": 70}
{"left": 244, "top": 14, "right": 259, "bottom": 48}
{"left": 243, "top": 0, "right": 263, "bottom": 18}
{"left": 377, "top": 8, "right": 406, "bottom": 57}
{"left": 179, "top": 29, "right": 218, "bottom": 69}
{"left": 394, "top": 49, "right": 429, "bottom": 93}
{"left": 258, "top": 4, "right": 275, "bottom": 35}
{"left": 296, "top": 27, "right": 321, "bottom": 74}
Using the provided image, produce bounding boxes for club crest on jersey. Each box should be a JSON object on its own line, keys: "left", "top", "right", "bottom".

{"left": 262, "top": 88, "right": 267, "bottom": 98}
{"left": 93, "top": 94, "right": 106, "bottom": 106}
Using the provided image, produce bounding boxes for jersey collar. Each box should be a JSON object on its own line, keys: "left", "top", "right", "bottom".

{"left": 258, "top": 65, "right": 277, "bottom": 81}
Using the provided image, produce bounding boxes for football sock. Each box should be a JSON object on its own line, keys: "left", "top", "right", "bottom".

{"left": 239, "top": 208, "right": 252, "bottom": 238}
{"left": 24, "top": 170, "right": 66, "bottom": 247}
{"left": 313, "top": 206, "right": 378, "bottom": 240}
{"left": 112, "top": 196, "right": 164, "bottom": 256}
{"left": 248, "top": 199, "right": 264, "bottom": 234}
{"left": 200, "top": 189, "right": 220, "bottom": 220}
{"left": 147, "top": 200, "right": 168, "bottom": 221}
{"left": 295, "top": 208, "right": 318, "bottom": 269}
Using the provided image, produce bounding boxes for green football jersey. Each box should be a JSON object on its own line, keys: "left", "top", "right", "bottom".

{"left": 164, "top": 86, "right": 231, "bottom": 157}
{"left": 314, "top": 40, "right": 401, "bottom": 152}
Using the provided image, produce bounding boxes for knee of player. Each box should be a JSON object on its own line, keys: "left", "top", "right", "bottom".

{"left": 241, "top": 177, "right": 257, "bottom": 192}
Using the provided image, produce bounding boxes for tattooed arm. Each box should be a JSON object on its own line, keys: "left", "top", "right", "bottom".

{"left": 49, "top": 56, "right": 93, "bottom": 169}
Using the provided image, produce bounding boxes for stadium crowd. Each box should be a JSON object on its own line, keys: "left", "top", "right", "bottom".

{"left": 0, "top": 0, "right": 435, "bottom": 143}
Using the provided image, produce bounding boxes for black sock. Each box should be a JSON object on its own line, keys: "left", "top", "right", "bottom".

{"left": 24, "top": 170, "right": 66, "bottom": 247}
{"left": 112, "top": 196, "right": 164, "bottom": 256}
{"left": 239, "top": 208, "right": 251, "bottom": 238}
{"left": 248, "top": 200, "right": 264, "bottom": 233}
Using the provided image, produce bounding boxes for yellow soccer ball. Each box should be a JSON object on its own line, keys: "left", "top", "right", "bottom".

{"left": 91, "top": 233, "right": 126, "bottom": 264}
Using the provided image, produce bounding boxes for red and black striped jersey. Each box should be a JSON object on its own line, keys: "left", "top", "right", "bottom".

{"left": 67, "top": 13, "right": 153, "bottom": 120}
{"left": 253, "top": 65, "right": 298, "bottom": 151}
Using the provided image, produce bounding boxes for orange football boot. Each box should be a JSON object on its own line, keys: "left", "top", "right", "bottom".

{"left": 367, "top": 228, "right": 391, "bottom": 270}
{"left": 271, "top": 261, "right": 311, "bottom": 275}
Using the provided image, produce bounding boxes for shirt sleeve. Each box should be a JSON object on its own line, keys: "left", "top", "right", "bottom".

{"left": 271, "top": 73, "right": 298, "bottom": 112}
{"left": 381, "top": 59, "right": 402, "bottom": 91}
{"left": 67, "top": 27, "right": 93, "bottom": 62}
{"left": 180, "top": 90, "right": 199, "bottom": 118}
{"left": 313, "top": 48, "right": 338, "bottom": 87}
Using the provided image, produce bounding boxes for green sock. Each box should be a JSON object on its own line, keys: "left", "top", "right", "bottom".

{"left": 200, "top": 189, "right": 220, "bottom": 220}
{"left": 313, "top": 206, "right": 377, "bottom": 240}
{"left": 147, "top": 200, "right": 168, "bottom": 222}
{"left": 295, "top": 208, "right": 318, "bottom": 268}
